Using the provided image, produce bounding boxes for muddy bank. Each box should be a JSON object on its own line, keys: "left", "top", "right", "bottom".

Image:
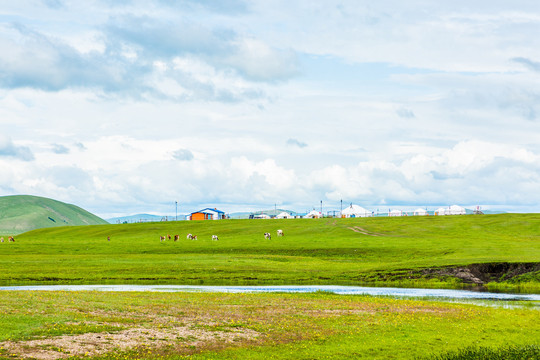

{"left": 421, "top": 262, "right": 540, "bottom": 285}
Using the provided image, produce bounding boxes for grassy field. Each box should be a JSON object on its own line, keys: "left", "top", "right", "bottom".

{"left": 0, "top": 214, "right": 539, "bottom": 359}
{"left": 1, "top": 213, "right": 539, "bottom": 290}
{"left": 0, "top": 290, "right": 538, "bottom": 359}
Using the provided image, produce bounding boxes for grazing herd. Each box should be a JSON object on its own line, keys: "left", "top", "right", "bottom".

{"left": 153, "top": 229, "right": 283, "bottom": 242}
{"left": 127, "top": 229, "right": 286, "bottom": 243}
{"left": 156, "top": 230, "right": 283, "bottom": 243}
{"left": 0, "top": 236, "right": 15, "bottom": 243}
{"left": 2, "top": 230, "right": 284, "bottom": 244}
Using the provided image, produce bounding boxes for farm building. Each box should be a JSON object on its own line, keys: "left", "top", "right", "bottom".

{"left": 189, "top": 208, "right": 225, "bottom": 220}
{"left": 435, "top": 207, "right": 447, "bottom": 215}
{"left": 341, "top": 204, "right": 372, "bottom": 218}
{"left": 252, "top": 213, "right": 272, "bottom": 219}
{"left": 413, "top": 208, "right": 428, "bottom": 216}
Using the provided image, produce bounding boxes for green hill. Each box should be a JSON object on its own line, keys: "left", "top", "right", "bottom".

{"left": 0, "top": 195, "right": 108, "bottom": 234}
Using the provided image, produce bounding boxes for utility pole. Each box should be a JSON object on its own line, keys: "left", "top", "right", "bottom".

{"left": 320, "top": 200, "right": 323, "bottom": 216}
{"left": 340, "top": 199, "right": 343, "bottom": 215}
{"left": 175, "top": 201, "right": 178, "bottom": 221}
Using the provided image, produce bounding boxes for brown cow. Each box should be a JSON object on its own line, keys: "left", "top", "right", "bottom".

{"left": 160, "top": 235, "right": 166, "bottom": 242}
{"left": 8, "top": 236, "right": 15, "bottom": 242}
{"left": 174, "top": 235, "right": 179, "bottom": 241}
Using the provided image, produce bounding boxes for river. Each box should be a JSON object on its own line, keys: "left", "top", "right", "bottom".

{"left": 1, "top": 285, "right": 539, "bottom": 301}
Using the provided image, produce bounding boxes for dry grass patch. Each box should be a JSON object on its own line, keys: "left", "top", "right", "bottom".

{"left": 1, "top": 320, "right": 259, "bottom": 359}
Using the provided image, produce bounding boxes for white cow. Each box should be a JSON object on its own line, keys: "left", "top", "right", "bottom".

{"left": 277, "top": 229, "right": 284, "bottom": 237}
{"left": 264, "top": 232, "right": 271, "bottom": 240}
{"left": 187, "top": 233, "right": 193, "bottom": 240}
{"left": 212, "top": 235, "right": 219, "bottom": 241}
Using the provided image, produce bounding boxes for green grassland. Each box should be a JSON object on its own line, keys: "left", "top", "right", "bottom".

{"left": 0, "top": 291, "right": 538, "bottom": 359}
{"left": 0, "top": 195, "right": 108, "bottom": 234}
{"left": 1, "top": 213, "right": 539, "bottom": 290}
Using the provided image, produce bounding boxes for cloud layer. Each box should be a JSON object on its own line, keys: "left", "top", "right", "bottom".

{"left": 0, "top": 1, "right": 539, "bottom": 217}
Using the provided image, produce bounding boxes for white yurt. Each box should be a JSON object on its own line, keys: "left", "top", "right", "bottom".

{"left": 389, "top": 209, "right": 403, "bottom": 217}
{"left": 276, "top": 212, "right": 294, "bottom": 219}
{"left": 413, "top": 208, "right": 428, "bottom": 216}
{"left": 448, "top": 205, "right": 466, "bottom": 215}
{"left": 341, "top": 204, "right": 372, "bottom": 218}
{"left": 305, "top": 210, "right": 322, "bottom": 218}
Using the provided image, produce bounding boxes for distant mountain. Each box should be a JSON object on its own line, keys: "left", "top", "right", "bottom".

{"left": 107, "top": 214, "right": 186, "bottom": 224}
{"left": 0, "top": 195, "right": 108, "bottom": 234}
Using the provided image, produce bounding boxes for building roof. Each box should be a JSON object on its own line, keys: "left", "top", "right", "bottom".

{"left": 191, "top": 208, "right": 225, "bottom": 215}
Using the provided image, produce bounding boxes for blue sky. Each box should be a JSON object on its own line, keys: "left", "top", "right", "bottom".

{"left": 1, "top": 0, "right": 540, "bottom": 217}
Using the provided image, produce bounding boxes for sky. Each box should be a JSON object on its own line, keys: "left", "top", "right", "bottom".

{"left": 1, "top": 0, "right": 540, "bottom": 218}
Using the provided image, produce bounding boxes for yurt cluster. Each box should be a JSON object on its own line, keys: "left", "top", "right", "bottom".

{"left": 245, "top": 204, "right": 474, "bottom": 220}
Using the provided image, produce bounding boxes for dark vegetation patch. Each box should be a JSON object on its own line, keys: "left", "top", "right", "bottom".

{"left": 423, "top": 344, "right": 540, "bottom": 360}
{"left": 420, "top": 262, "right": 540, "bottom": 285}
{"left": 351, "top": 263, "right": 540, "bottom": 287}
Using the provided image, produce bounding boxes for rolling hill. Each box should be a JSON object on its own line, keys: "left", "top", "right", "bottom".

{"left": 0, "top": 195, "right": 108, "bottom": 234}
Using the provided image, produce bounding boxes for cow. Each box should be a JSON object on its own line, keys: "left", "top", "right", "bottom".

{"left": 107, "top": 236, "right": 110, "bottom": 241}
{"left": 187, "top": 233, "right": 193, "bottom": 240}
{"left": 264, "top": 232, "right": 271, "bottom": 240}
{"left": 167, "top": 234, "right": 171, "bottom": 240}
{"left": 277, "top": 229, "right": 284, "bottom": 237}
{"left": 8, "top": 236, "right": 15, "bottom": 242}
{"left": 212, "top": 235, "right": 219, "bottom": 241}
{"left": 174, "top": 235, "right": 179, "bottom": 241}
{"left": 0, "top": 237, "right": 3, "bottom": 243}
{"left": 160, "top": 235, "right": 166, "bottom": 242}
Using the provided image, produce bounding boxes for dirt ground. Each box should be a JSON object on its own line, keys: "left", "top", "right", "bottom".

{"left": 1, "top": 317, "right": 259, "bottom": 360}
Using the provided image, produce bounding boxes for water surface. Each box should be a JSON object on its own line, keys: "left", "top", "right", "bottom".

{"left": 1, "top": 285, "right": 539, "bottom": 301}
